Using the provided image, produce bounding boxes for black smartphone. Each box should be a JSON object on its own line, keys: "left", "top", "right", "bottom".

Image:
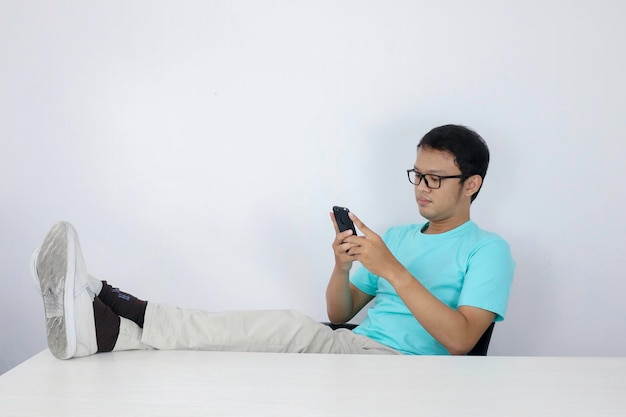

{"left": 332, "top": 206, "right": 357, "bottom": 235}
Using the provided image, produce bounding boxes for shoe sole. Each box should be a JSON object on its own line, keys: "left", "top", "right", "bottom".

{"left": 36, "top": 222, "right": 76, "bottom": 359}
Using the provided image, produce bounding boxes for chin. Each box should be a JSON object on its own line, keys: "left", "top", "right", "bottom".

{"left": 417, "top": 208, "right": 434, "bottom": 221}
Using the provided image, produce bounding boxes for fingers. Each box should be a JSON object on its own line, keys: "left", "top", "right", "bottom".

{"left": 333, "top": 230, "right": 356, "bottom": 249}
{"left": 348, "top": 212, "right": 372, "bottom": 236}
{"left": 337, "top": 241, "right": 359, "bottom": 256}
{"left": 332, "top": 236, "right": 359, "bottom": 270}
{"left": 329, "top": 212, "right": 340, "bottom": 234}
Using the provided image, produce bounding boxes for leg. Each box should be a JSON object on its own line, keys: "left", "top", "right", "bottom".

{"left": 32, "top": 222, "right": 400, "bottom": 357}
{"left": 141, "top": 304, "right": 399, "bottom": 354}
{"left": 113, "top": 316, "right": 155, "bottom": 351}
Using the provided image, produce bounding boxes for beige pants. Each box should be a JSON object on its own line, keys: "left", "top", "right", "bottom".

{"left": 113, "top": 303, "right": 400, "bottom": 355}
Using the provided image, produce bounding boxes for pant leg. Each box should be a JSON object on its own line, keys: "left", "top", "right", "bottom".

{"left": 113, "top": 317, "right": 154, "bottom": 351}
{"left": 139, "top": 302, "right": 400, "bottom": 354}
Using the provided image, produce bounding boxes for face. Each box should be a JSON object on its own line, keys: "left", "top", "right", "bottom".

{"left": 412, "top": 147, "right": 478, "bottom": 229}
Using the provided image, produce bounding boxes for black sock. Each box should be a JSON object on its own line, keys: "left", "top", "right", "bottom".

{"left": 93, "top": 297, "right": 121, "bottom": 353}
{"left": 97, "top": 281, "right": 148, "bottom": 328}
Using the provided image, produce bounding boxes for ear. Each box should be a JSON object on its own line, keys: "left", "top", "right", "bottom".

{"left": 464, "top": 174, "right": 483, "bottom": 198}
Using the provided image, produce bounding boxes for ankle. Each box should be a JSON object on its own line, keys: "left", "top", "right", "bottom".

{"left": 98, "top": 281, "right": 148, "bottom": 328}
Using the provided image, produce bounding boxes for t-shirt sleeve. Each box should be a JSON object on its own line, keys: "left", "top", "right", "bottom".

{"left": 350, "top": 264, "right": 378, "bottom": 296}
{"left": 457, "top": 237, "right": 515, "bottom": 321}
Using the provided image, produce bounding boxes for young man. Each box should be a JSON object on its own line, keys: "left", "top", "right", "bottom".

{"left": 31, "top": 124, "right": 514, "bottom": 359}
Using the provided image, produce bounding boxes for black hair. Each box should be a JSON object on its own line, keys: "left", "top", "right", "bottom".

{"left": 418, "top": 124, "right": 490, "bottom": 202}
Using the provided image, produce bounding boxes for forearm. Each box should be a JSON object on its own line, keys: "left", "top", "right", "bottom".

{"left": 325, "top": 266, "right": 355, "bottom": 323}
{"left": 388, "top": 269, "right": 485, "bottom": 355}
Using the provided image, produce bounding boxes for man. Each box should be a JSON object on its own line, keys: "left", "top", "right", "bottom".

{"left": 31, "top": 124, "right": 514, "bottom": 359}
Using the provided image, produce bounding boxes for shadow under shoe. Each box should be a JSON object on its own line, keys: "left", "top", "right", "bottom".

{"left": 94, "top": 297, "right": 121, "bottom": 352}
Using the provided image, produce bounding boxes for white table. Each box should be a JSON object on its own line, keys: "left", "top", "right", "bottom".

{"left": 1, "top": 350, "right": 625, "bottom": 416}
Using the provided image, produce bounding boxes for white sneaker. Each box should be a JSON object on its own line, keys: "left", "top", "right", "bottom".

{"left": 30, "top": 246, "right": 102, "bottom": 297}
{"left": 32, "top": 222, "right": 98, "bottom": 359}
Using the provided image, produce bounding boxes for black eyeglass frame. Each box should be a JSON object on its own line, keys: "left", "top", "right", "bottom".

{"left": 406, "top": 169, "right": 470, "bottom": 189}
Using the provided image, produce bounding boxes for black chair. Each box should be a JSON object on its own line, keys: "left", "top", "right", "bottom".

{"left": 466, "top": 321, "right": 495, "bottom": 356}
{"left": 323, "top": 321, "right": 495, "bottom": 356}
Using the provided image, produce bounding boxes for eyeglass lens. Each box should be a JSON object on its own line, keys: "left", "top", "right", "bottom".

{"left": 409, "top": 171, "right": 440, "bottom": 188}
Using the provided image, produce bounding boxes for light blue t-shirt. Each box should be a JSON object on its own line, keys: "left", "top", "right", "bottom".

{"left": 350, "top": 220, "right": 514, "bottom": 355}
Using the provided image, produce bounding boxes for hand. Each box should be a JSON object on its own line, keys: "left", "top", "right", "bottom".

{"left": 329, "top": 212, "right": 359, "bottom": 272}
{"left": 344, "top": 212, "right": 406, "bottom": 281}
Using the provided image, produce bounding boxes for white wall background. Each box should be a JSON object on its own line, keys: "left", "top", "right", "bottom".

{"left": 2, "top": 1, "right": 625, "bottom": 374}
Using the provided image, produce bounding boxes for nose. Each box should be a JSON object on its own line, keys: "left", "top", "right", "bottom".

{"left": 415, "top": 177, "right": 431, "bottom": 193}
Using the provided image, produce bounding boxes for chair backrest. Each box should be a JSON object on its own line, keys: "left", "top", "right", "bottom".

{"left": 323, "top": 321, "right": 496, "bottom": 356}
{"left": 324, "top": 322, "right": 357, "bottom": 331}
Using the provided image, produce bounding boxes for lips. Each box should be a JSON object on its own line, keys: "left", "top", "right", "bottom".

{"left": 417, "top": 197, "right": 432, "bottom": 206}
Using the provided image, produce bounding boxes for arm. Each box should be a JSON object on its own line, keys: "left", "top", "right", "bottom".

{"left": 345, "top": 213, "right": 495, "bottom": 355}
{"left": 386, "top": 269, "right": 495, "bottom": 354}
{"left": 325, "top": 212, "right": 374, "bottom": 324}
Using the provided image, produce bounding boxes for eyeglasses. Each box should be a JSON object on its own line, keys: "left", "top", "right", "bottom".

{"left": 406, "top": 169, "right": 468, "bottom": 189}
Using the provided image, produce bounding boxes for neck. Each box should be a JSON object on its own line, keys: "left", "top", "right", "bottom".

{"left": 422, "top": 215, "right": 470, "bottom": 234}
